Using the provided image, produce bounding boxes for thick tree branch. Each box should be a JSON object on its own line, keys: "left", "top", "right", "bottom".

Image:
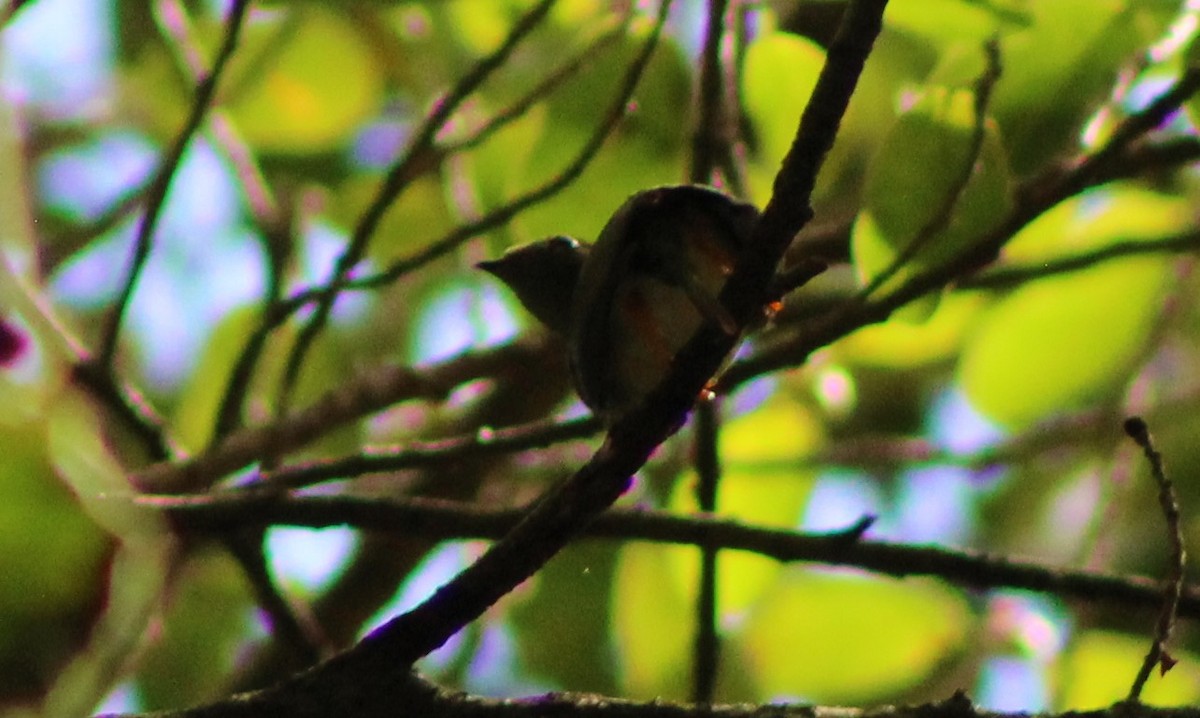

{"left": 153, "top": 492, "right": 1200, "bottom": 621}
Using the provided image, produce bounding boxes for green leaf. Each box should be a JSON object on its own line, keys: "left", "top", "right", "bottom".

{"left": 958, "top": 256, "right": 1169, "bottom": 428}
{"left": 836, "top": 293, "right": 984, "bottom": 368}
{"left": 0, "top": 421, "right": 111, "bottom": 700}
{"left": 960, "top": 186, "right": 1189, "bottom": 428}
{"left": 611, "top": 542, "right": 694, "bottom": 700}
{"left": 40, "top": 390, "right": 175, "bottom": 716}
{"left": 992, "top": 0, "right": 1177, "bottom": 174}
{"left": 512, "top": 29, "right": 690, "bottom": 244}
{"left": 510, "top": 543, "right": 618, "bottom": 693}
{"left": 137, "top": 549, "right": 256, "bottom": 710}
{"left": 885, "top": 0, "right": 1025, "bottom": 47}
{"left": 1055, "top": 631, "right": 1200, "bottom": 709}
{"left": 855, "top": 86, "right": 1013, "bottom": 297}
{"left": 741, "top": 31, "right": 824, "bottom": 205}
{"left": 738, "top": 571, "right": 971, "bottom": 703}
{"left": 1004, "top": 185, "right": 1194, "bottom": 262}
{"left": 327, "top": 174, "right": 456, "bottom": 266}
{"left": 224, "top": 7, "right": 384, "bottom": 153}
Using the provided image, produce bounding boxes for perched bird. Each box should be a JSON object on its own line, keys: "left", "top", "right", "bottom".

{"left": 479, "top": 185, "right": 759, "bottom": 421}
{"left": 477, "top": 235, "right": 586, "bottom": 338}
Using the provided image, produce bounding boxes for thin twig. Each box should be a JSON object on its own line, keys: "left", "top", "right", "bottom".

{"left": 689, "top": 0, "right": 730, "bottom": 186}
{"left": 688, "top": 0, "right": 730, "bottom": 702}
{"left": 225, "top": 530, "right": 332, "bottom": 666}
{"left": 255, "top": 414, "right": 599, "bottom": 491}
{"left": 442, "top": 17, "right": 629, "bottom": 156}
{"left": 691, "top": 398, "right": 721, "bottom": 705}
{"left": 1123, "top": 417, "right": 1187, "bottom": 703}
{"left": 275, "top": 0, "right": 559, "bottom": 414}
{"left": 0, "top": 0, "right": 31, "bottom": 26}
{"left": 857, "top": 37, "right": 1002, "bottom": 301}
{"left": 95, "top": 0, "right": 252, "bottom": 369}
{"left": 961, "top": 231, "right": 1200, "bottom": 291}
{"left": 133, "top": 337, "right": 560, "bottom": 493}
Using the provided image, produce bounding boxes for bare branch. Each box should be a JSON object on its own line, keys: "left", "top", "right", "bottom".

{"left": 275, "top": 0, "right": 559, "bottom": 413}
{"left": 1123, "top": 417, "right": 1187, "bottom": 703}
{"left": 96, "top": 0, "right": 252, "bottom": 369}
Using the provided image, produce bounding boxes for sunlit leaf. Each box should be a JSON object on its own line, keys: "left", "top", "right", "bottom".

{"left": 1055, "top": 631, "right": 1200, "bottom": 709}
{"left": 958, "top": 256, "right": 1169, "bottom": 428}
{"left": 136, "top": 549, "right": 256, "bottom": 710}
{"left": 611, "top": 543, "right": 694, "bottom": 700}
{"left": 739, "top": 571, "right": 971, "bottom": 703}
{"left": 224, "top": 7, "right": 383, "bottom": 153}
{"left": 855, "top": 86, "right": 1013, "bottom": 298}
{"left": 1003, "top": 185, "right": 1194, "bottom": 262}
{"left": 742, "top": 30, "right": 824, "bottom": 206}
{"left": 837, "top": 293, "right": 984, "bottom": 368}
{"left": 885, "top": 0, "right": 1022, "bottom": 47}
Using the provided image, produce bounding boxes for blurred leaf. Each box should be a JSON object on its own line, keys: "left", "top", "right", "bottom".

{"left": 172, "top": 307, "right": 258, "bottom": 452}
{"left": 836, "top": 293, "right": 985, "bottom": 368}
{"left": 738, "top": 571, "right": 971, "bottom": 703}
{"left": 512, "top": 29, "right": 690, "bottom": 244}
{"left": 1004, "top": 185, "right": 1194, "bottom": 262}
{"left": 959, "top": 186, "right": 1189, "bottom": 428}
{"left": 611, "top": 542, "right": 694, "bottom": 700}
{"left": 855, "top": 87, "right": 1013, "bottom": 298}
{"left": 464, "top": 106, "right": 547, "bottom": 223}
{"left": 992, "top": 0, "right": 1177, "bottom": 174}
{"left": 510, "top": 543, "right": 618, "bottom": 693}
{"left": 137, "top": 549, "right": 256, "bottom": 710}
{"left": 1055, "top": 631, "right": 1200, "bottom": 709}
{"left": 224, "top": 7, "right": 384, "bottom": 153}
{"left": 742, "top": 30, "right": 824, "bottom": 206}
{"left": 885, "top": 0, "right": 1022, "bottom": 47}
{"left": 327, "top": 174, "right": 456, "bottom": 265}
{"left": 958, "top": 256, "right": 1169, "bottom": 428}
{"left": 0, "top": 421, "right": 110, "bottom": 700}
{"left": 43, "top": 391, "right": 175, "bottom": 717}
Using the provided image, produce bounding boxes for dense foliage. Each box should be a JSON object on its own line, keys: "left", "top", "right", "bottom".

{"left": 2, "top": 0, "right": 1200, "bottom": 715}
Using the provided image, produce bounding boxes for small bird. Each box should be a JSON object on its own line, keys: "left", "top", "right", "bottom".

{"left": 479, "top": 185, "right": 759, "bottom": 421}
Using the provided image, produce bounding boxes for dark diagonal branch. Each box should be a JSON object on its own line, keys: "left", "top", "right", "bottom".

{"left": 96, "top": 0, "right": 252, "bottom": 370}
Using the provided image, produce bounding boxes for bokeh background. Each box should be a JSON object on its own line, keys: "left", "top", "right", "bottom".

{"left": 3, "top": 0, "right": 1200, "bottom": 714}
